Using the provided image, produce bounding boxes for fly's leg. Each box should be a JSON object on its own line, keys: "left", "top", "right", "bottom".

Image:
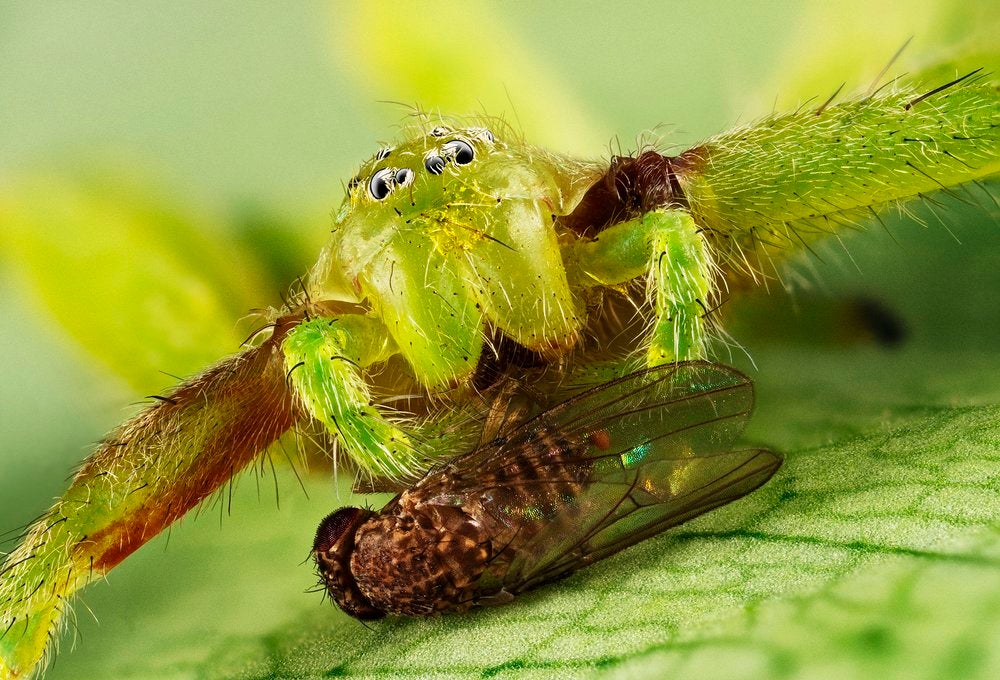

{"left": 283, "top": 315, "right": 429, "bottom": 480}
{"left": 566, "top": 208, "right": 713, "bottom": 365}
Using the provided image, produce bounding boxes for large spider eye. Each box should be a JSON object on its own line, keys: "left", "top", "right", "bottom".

{"left": 369, "top": 168, "right": 394, "bottom": 200}
{"left": 424, "top": 155, "right": 446, "bottom": 175}
{"left": 395, "top": 167, "right": 414, "bottom": 186}
{"left": 442, "top": 139, "right": 475, "bottom": 165}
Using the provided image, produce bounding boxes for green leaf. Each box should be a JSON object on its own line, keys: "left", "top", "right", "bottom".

{"left": 238, "top": 407, "right": 1000, "bottom": 679}
{"left": 0, "top": 172, "right": 274, "bottom": 392}
{"left": 39, "top": 389, "right": 1000, "bottom": 679}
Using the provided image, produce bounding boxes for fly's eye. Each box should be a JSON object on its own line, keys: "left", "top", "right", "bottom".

{"left": 442, "top": 139, "right": 475, "bottom": 165}
{"left": 424, "top": 155, "right": 446, "bottom": 175}
{"left": 429, "top": 126, "right": 450, "bottom": 137}
{"left": 395, "top": 167, "right": 414, "bottom": 186}
{"left": 313, "top": 506, "right": 372, "bottom": 554}
{"left": 369, "top": 168, "right": 394, "bottom": 200}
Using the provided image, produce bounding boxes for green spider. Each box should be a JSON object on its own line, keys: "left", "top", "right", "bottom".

{"left": 1, "top": 61, "right": 998, "bottom": 678}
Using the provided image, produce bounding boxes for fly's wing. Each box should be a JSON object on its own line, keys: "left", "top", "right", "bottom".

{"left": 417, "top": 360, "right": 781, "bottom": 597}
{"left": 505, "top": 446, "right": 779, "bottom": 594}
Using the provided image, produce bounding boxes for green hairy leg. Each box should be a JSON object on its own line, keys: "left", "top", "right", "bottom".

{"left": 0, "top": 323, "right": 300, "bottom": 677}
{"left": 679, "top": 77, "right": 1000, "bottom": 280}
{"left": 283, "top": 316, "right": 424, "bottom": 480}
{"left": 568, "top": 210, "right": 713, "bottom": 363}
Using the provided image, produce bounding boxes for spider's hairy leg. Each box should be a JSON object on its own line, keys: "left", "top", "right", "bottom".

{"left": 566, "top": 208, "right": 713, "bottom": 365}
{"left": 679, "top": 74, "right": 1000, "bottom": 281}
{"left": 283, "top": 315, "right": 431, "bottom": 481}
{"left": 0, "top": 320, "right": 300, "bottom": 679}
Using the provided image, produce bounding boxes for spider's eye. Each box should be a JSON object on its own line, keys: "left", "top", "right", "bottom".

{"left": 395, "top": 167, "right": 414, "bottom": 186}
{"left": 369, "top": 168, "right": 394, "bottom": 200}
{"left": 442, "top": 139, "right": 475, "bottom": 165}
{"left": 375, "top": 147, "right": 393, "bottom": 161}
{"left": 424, "top": 155, "right": 446, "bottom": 175}
{"left": 471, "top": 127, "right": 495, "bottom": 143}
{"left": 429, "top": 126, "right": 450, "bottom": 137}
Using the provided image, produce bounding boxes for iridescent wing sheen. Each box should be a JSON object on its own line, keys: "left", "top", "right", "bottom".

{"left": 416, "top": 361, "right": 782, "bottom": 598}
{"left": 502, "top": 446, "right": 779, "bottom": 594}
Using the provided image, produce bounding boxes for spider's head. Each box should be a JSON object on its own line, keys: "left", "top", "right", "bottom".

{"left": 345, "top": 123, "right": 500, "bottom": 212}
{"left": 309, "top": 121, "right": 509, "bottom": 303}
{"left": 313, "top": 507, "right": 384, "bottom": 620}
{"left": 305, "top": 117, "right": 602, "bottom": 389}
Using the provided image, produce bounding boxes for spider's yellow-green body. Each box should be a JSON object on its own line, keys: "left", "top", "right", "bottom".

{"left": 2, "top": 67, "right": 998, "bottom": 679}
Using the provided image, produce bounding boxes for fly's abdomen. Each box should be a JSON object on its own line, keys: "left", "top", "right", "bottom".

{"left": 465, "top": 428, "right": 596, "bottom": 587}
{"left": 474, "top": 429, "right": 592, "bottom": 536}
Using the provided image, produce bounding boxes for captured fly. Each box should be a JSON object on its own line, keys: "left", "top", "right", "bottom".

{"left": 313, "top": 361, "right": 782, "bottom": 619}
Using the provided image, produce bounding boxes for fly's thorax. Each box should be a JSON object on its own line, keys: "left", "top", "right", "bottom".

{"left": 313, "top": 507, "right": 384, "bottom": 621}
{"left": 348, "top": 491, "right": 494, "bottom": 616}
{"left": 474, "top": 426, "right": 593, "bottom": 541}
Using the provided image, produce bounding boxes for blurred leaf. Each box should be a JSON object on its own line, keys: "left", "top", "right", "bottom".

{"left": 750, "top": 0, "right": 1000, "bottom": 112}
{"left": 0, "top": 172, "right": 273, "bottom": 391}
{"left": 231, "top": 202, "right": 323, "bottom": 297}
{"left": 327, "top": 1, "right": 605, "bottom": 154}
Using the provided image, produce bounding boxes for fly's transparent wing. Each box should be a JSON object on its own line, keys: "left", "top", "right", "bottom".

{"left": 416, "top": 361, "right": 781, "bottom": 596}
{"left": 504, "top": 446, "right": 779, "bottom": 593}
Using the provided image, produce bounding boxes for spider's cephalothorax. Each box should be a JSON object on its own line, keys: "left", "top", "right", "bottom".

{"left": 310, "top": 121, "right": 605, "bottom": 384}
{"left": 291, "top": 118, "right": 717, "bottom": 479}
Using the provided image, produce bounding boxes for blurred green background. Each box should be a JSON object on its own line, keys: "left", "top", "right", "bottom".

{"left": 2, "top": 2, "right": 999, "bottom": 678}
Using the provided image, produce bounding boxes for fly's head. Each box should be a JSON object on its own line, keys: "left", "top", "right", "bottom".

{"left": 313, "top": 507, "right": 384, "bottom": 620}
